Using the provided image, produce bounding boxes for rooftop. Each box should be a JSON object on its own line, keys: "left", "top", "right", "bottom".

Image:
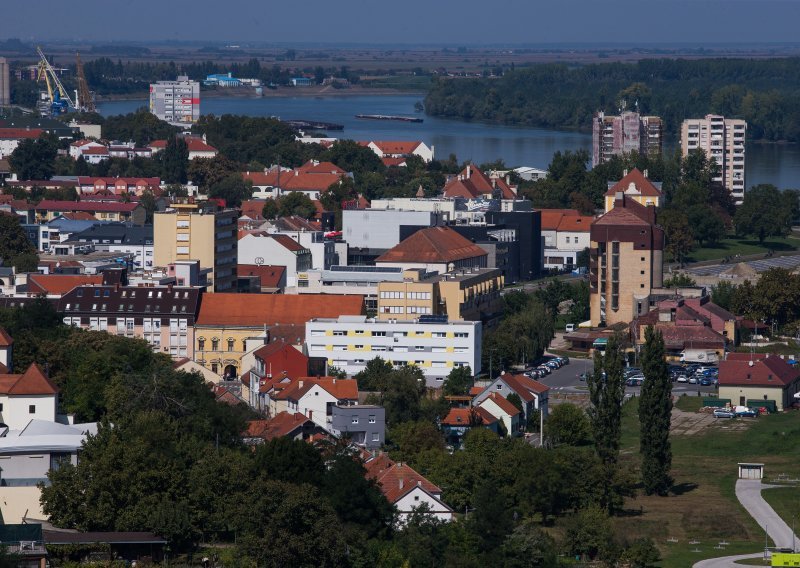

{"left": 376, "top": 226, "right": 488, "bottom": 264}
{"left": 196, "top": 293, "right": 365, "bottom": 327}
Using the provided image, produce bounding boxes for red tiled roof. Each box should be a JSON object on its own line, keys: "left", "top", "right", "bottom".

{"left": 243, "top": 412, "right": 313, "bottom": 440}
{"left": 0, "top": 328, "right": 12, "bottom": 347}
{"left": 482, "top": 392, "right": 522, "bottom": 416}
{"left": 35, "top": 200, "right": 140, "bottom": 213}
{"left": 0, "top": 128, "right": 44, "bottom": 140}
{"left": 369, "top": 141, "right": 421, "bottom": 155}
{"left": 237, "top": 264, "right": 286, "bottom": 288}
{"left": 655, "top": 323, "right": 724, "bottom": 350}
{"left": 443, "top": 165, "right": 516, "bottom": 200}
{"left": 250, "top": 342, "right": 308, "bottom": 381}
{"left": 0, "top": 363, "right": 58, "bottom": 395}
{"left": 593, "top": 195, "right": 656, "bottom": 227}
{"left": 82, "top": 147, "right": 109, "bottom": 155}
{"left": 500, "top": 373, "right": 549, "bottom": 403}
{"left": 605, "top": 168, "right": 662, "bottom": 197}
{"left": 366, "top": 456, "right": 444, "bottom": 504}
{"left": 59, "top": 211, "right": 97, "bottom": 221}
{"left": 382, "top": 157, "right": 407, "bottom": 167}
{"left": 440, "top": 406, "right": 497, "bottom": 426}
{"left": 297, "top": 161, "right": 346, "bottom": 175}
{"left": 185, "top": 137, "right": 217, "bottom": 153}
{"left": 556, "top": 215, "right": 593, "bottom": 232}
{"left": 195, "top": 293, "right": 365, "bottom": 327}
{"left": 28, "top": 274, "right": 104, "bottom": 295}
{"left": 538, "top": 209, "right": 580, "bottom": 231}
{"left": 719, "top": 355, "right": 800, "bottom": 388}
{"left": 77, "top": 177, "right": 160, "bottom": 187}
{"left": 242, "top": 166, "right": 345, "bottom": 193}
{"left": 270, "top": 234, "right": 306, "bottom": 252}
{"left": 376, "top": 226, "right": 487, "bottom": 264}
{"left": 468, "top": 385, "right": 484, "bottom": 397}
{"left": 270, "top": 377, "right": 357, "bottom": 402}
{"left": 240, "top": 200, "right": 267, "bottom": 221}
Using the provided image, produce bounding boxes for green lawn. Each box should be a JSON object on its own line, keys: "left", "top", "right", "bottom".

{"left": 612, "top": 399, "right": 800, "bottom": 567}
{"left": 687, "top": 235, "right": 800, "bottom": 263}
{"left": 761, "top": 486, "right": 800, "bottom": 535}
{"left": 675, "top": 395, "right": 704, "bottom": 412}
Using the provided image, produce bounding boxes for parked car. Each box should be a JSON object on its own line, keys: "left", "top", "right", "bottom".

{"left": 676, "top": 375, "right": 689, "bottom": 383}
{"left": 579, "top": 372, "right": 589, "bottom": 381}
{"left": 565, "top": 324, "right": 575, "bottom": 333}
{"left": 736, "top": 408, "right": 758, "bottom": 418}
{"left": 713, "top": 408, "right": 735, "bottom": 418}
{"left": 537, "top": 366, "right": 551, "bottom": 375}
{"left": 625, "top": 378, "right": 643, "bottom": 386}
{"left": 699, "top": 378, "right": 713, "bottom": 386}
{"left": 688, "top": 377, "right": 699, "bottom": 384}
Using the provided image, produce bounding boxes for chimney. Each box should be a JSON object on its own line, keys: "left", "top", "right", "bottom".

{"left": 399, "top": 479, "right": 404, "bottom": 490}
{"left": 643, "top": 168, "right": 648, "bottom": 178}
{"left": 299, "top": 380, "right": 304, "bottom": 388}
{"left": 623, "top": 168, "right": 628, "bottom": 177}
{"left": 308, "top": 410, "right": 312, "bottom": 421}
{"left": 466, "top": 165, "right": 471, "bottom": 177}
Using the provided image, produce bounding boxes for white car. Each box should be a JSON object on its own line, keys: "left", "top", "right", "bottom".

{"left": 676, "top": 375, "right": 688, "bottom": 383}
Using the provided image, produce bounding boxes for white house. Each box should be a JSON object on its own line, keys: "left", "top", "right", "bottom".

{"left": 477, "top": 392, "right": 522, "bottom": 435}
{"left": 539, "top": 209, "right": 593, "bottom": 270}
{"left": 0, "top": 128, "right": 45, "bottom": 159}
{"left": 472, "top": 372, "right": 549, "bottom": 422}
{"left": 305, "top": 315, "right": 482, "bottom": 387}
{"left": 237, "top": 232, "right": 312, "bottom": 288}
{"left": 69, "top": 139, "right": 108, "bottom": 163}
{"left": 267, "top": 377, "right": 358, "bottom": 430}
{"left": 363, "top": 141, "right": 434, "bottom": 163}
{"left": 0, "top": 363, "right": 59, "bottom": 430}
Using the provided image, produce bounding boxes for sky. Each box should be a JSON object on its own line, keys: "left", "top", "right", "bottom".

{"left": 3, "top": 0, "right": 800, "bottom": 45}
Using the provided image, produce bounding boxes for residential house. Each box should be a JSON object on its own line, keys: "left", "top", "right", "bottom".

{"left": 538, "top": 209, "right": 592, "bottom": 270}
{"left": 604, "top": 169, "right": 663, "bottom": 213}
{"left": 266, "top": 376, "right": 358, "bottom": 428}
{"left": 442, "top": 164, "right": 516, "bottom": 200}
{"left": 719, "top": 354, "right": 800, "bottom": 412}
{"left": 242, "top": 161, "right": 350, "bottom": 200}
{"left": 59, "top": 285, "right": 202, "bottom": 359}
{"left": 34, "top": 200, "right": 145, "bottom": 225}
{"left": 364, "top": 455, "right": 454, "bottom": 524}
{"left": 76, "top": 177, "right": 161, "bottom": 196}
{"left": 0, "top": 128, "right": 45, "bottom": 158}
{"left": 148, "top": 136, "right": 218, "bottom": 160}
{"left": 238, "top": 233, "right": 312, "bottom": 287}
{"left": 261, "top": 216, "right": 338, "bottom": 271}
{"left": 376, "top": 226, "right": 488, "bottom": 274}
{"left": 242, "top": 412, "right": 327, "bottom": 445}
{"left": 633, "top": 298, "right": 727, "bottom": 358}
{"left": 237, "top": 264, "right": 287, "bottom": 293}
{"left": 361, "top": 140, "right": 434, "bottom": 163}
{"left": 62, "top": 223, "right": 154, "bottom": 269}
{"left": 683, "top": 296, "right": 740, "bottom": 345}
{"left": 246, "top": 341, "right": 310, "bottom": 409}
{"left": 329, "top": 405, "right": 385, "bottom": 449}
{"left": 477, "top": 391, "right": 522, "bottom": 435}
{"left": 440, "top": 406, "right": 500, "bottom": 446}
{"left": 472, "top": 372, "right": 549, "bottom": 423}
{"left": 107, "top": 141, "right": 154, "bottom": 160}
{"left": 27, "top": 274, "right": 105, "bottom": 297}
{"left": 69, "top": 140, "right": 108, "bottom": 163}
{"left": 194, "top": 292, "right": 364, "bottom": 378}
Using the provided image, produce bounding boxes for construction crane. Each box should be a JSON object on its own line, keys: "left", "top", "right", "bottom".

{"left": 36, "top": 46, "right": 76, "bottom": 116}
{"left": 75, "top": 52, "right": 95, "bottom": 113}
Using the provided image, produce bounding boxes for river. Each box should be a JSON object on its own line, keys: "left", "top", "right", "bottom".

{"left": 96, "top": 94, "right": 800, "bottom": 190}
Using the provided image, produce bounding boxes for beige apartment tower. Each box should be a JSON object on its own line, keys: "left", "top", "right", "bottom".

{"left": 680, "top": 115, "right": 746, "bottom": 201}
{"left": 0, "top": 58, "right": 9, "bottom": 106}
{"left": 154, "top": 201, "right": 237, "bottom": 292}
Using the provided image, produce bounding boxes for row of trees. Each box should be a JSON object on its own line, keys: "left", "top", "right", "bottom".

{"left": 424, "top": 58, "right": 800, "bottom": 142}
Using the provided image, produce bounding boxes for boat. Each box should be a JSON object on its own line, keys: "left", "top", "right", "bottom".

{"left": 282, "top": 119, "right": 344, "bottom": 131}
{"left": 355, "top": 114, "right": 423, "bottom": 123}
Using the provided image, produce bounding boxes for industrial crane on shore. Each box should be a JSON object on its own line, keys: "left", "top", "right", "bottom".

{"left": 36, "top": 47, "right": 95, "bottom": 115}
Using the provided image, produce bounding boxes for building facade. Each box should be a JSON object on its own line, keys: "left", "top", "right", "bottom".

{"left": 329, "top": 405, "right": 385, "bottom": 449}
{"left": 589, "top": 193, "right": 664, "bottom": 327}
{"left": 154, "top": 202, "right": 238, "bottom": 292}
{"left": 0, "top": 58, "right": 9, "bottom": 106}
{"left": 305, "top": 315, "right": 482, "bottom": 386}
{"left": 149, "top": 76, "right": 200, "bottom": 126}
{"left": 592, "top": 111, "right": 662, "bottom": 167}
{"left": 680, "top": 114, "right": 746, "bottom": 201}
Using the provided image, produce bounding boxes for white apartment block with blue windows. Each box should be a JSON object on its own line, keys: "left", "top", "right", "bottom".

{"left": 305, "top": 315, "right": 482, "bottom": 387}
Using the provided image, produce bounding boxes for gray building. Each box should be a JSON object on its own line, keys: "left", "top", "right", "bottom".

{"left": 0, "top": 57, "right": 9, "bottom": 106}
{"left": 343, "top": 209, "right": 445, "bottom": 253}
{"left": 149, "top": 76, "right": 200, "bottom": 126}
{"left": 329, "top": 404, "right": 385, "bottom": 449}
{"left": 296, "top": 265, "right": 404, "bottom": 311}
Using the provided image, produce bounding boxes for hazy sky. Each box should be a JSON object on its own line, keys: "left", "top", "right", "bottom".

{"left": 3, "top": 0, "right": 800, "bottom": 45}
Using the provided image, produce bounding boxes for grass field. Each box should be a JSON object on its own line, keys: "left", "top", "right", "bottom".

{"left": 687, "top": 235, "right": 800, "bottom": 263}
{"left": 761, "top": 486, "right": 800, "bottom": 537}
{"left": 675, "top": 395, "right": 704, "bottom": 412}
{"left": 609, "top": 398, "right": 800, "bottom": 567}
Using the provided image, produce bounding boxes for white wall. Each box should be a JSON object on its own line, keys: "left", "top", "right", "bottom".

{"left": 238, "top": 234, "right": 300, "bottom": 286}
{"left": 0, "top": 394, "right": 58, "bottom": 431}
{"left": 394, "top": 487, "right": 452, "bottom": 525}
{"left": 298, "top": 384, "right": 340, "bottom": 429}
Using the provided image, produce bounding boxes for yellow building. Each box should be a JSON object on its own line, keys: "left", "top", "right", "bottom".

{"left": 377, "top": 267, "right": 503, "bottom": 326}
{"left": 590, "top": 193, "right": 664, "bottom": 327}
{"left": 154, "top": 200, "right": 238, "bottom": 292}
{"left": 603, "top": 168, "right": 662, "bottom": 213}
{"left": 193, "top": 292, "right": 365, "bottom": 378}
{"left": 719, "top": 354, "right": 800, "bottom": 412}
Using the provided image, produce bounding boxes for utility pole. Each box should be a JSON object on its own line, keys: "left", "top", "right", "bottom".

{"left": 539, "top": 400, "right": 544, "bottom": 447}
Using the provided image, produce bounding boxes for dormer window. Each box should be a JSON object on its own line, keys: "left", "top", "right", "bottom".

{"left": 94, "top": 290, "right": 100, "bottom": 297}
{"left": 77, "top": 289, "right": 84, "bottom": 297}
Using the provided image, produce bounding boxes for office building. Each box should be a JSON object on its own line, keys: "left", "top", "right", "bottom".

{"left": 680, "top": 114, "right": 746, "bottom": 200}
{"left": 306, "top": 315, "right": 482, "bottom": 386}
{"left": 149, "top": 76, "right": 200, "bottom": 126}
{"left": 589, "top": 193, "right": 664, "bottom": 327}
{"left": 592, "top": 111, "right": 663, "bottom": 167}
{"left": 154, "top": 201, "right": 237, "bottom": 292}
{"left": 0, "top": 58, "right": 10, "bottom": 106}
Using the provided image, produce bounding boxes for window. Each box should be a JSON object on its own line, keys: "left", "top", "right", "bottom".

{"left": 371, "top": 331, "right": 386, "bottom": 337}
{"left": 211, "top": 338, "right": 219, "bottom": 351}
{"left": 454, "top": 332, "right": 468, "bottom": 338}
{"left": 29, "top": 405, "right": 36, "bottom": 414}
{"left": 211, "top": 363, "right": 218, "bottom": 374}
{"left": 310, "top": 330, "right": 324, "bottom": 337}
{"left": 352, "top": 416, "right": 359, "bottom": 424}
{"left": 432, "top": 332, "right": 446, "bottom": 338}
{"left": 227, "top": 338, "right": 235, "bottom": 352}
{"left": 415, "top": 346, "right": 425, "bottom": 351}
{"left": 369, "top": 415, "right": 376, "bottom": 424}
{"left": 333, "top": 330, "right": 346, "bottom": 336}
{"left": 372, "top": 432, "right": 380, "bottom": 442}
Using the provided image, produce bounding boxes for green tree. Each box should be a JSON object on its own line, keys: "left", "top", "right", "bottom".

{"left": 366, "top": 366, "right": 426, "bottom": 425}
{"left": 442, "top": 365, "right": 473, "bottom": 396}
{"left": 501, "top": 519, "right": 558, "bottom": 568}
{"left": 562, "top": 506, "right": 615, "bottom": 561}
{"left": 388, "top": 420, "right": 445, "bottom": 462}
{"left": 277, "top": 191, "right": 317, "bottom": 219}
{"left": 687, "top": 205, "right": 726, "bottom": 247}
{"left": 208, "top": 174, "right": 252, "bottom": 207}
{"left": 161, "top": 136, "right": 189, "bottom": 184}
{"left": 621, "top": 538, "right": 661, "bottom": 568}
{"left": 138, "top": 189, "right": 157, "bottom": 224}
{"left": 354, "top": 357, "right": 394, "bottom": 391}
{"left": 638, "top": 326, "right": 673, "bottom": 495}
{"left": 659, "top": 209, "right": 694, "bottom": 264}
{"left": 506, "top": 392, "right": 523, "bottom": 413}
{"left": 187, "top": 155, "right": 238, "bottom": 190}
{"left": 9, "top": 136, "right": 57, "bottom": 180}
{"left": 662, "top": 273, "right": 697, "bottom": 288}
{"left": 710, "top": 280, "right": 737, "bottom": 312}
{"left": 253, "top": 437, "right": 325, "bottom": 486}
{"left": 0, "top": 214, "right": 37, "bottom": 271}
{"left": 544, "top": 403, "right": 592, "bottom": 447}
{"left": 261, "top": 198, "right": 279, "bottom": 220}
{"left": 586, "top": 333, "right": 626, "bottom": 513}
{"left": 734, "top": 184, "right": 798, "bottom": 243}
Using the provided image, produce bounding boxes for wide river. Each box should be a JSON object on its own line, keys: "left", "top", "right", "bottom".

{"left": 97, "top": 94, "right": 800, "bottom": 189}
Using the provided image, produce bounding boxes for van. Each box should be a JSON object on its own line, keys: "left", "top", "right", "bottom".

{"left": 565, "top": 323, "right": 575, "bottom": 333}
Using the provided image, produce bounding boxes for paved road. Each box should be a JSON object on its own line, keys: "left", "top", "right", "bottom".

{"left": 536, "top": 357, "right": 719, "bottom": 397}
{"left": 693, "top": 480, "right": 799, "bottom": 567}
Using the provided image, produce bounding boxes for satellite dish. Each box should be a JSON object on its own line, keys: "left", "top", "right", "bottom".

{"left": 254, "top": 257, "right": 264, "bottom": 266}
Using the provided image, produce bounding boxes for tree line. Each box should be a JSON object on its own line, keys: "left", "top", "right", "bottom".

{"left": 424, "top": 58, "right": 800, "bottom": 142}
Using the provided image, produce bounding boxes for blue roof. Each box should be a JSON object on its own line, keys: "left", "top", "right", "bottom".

{"left": 46, "top": 218, "right": 104, "bottom": 232}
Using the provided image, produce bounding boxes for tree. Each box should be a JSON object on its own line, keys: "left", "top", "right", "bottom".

{"left": 562, "top": 506, "right": 615, "bottom": 561}
{"left": 354, "top": 357, "right": 394, "bottom": 391}
{"left": 0, "top": 214, "right": 37, "bottom": 271}
{"left": 543, "top": 403, "right": 592, "bottom": 447}
{"left": 734, "top": 184, "right": 797, "bottom": 243}
{"left": 277, "top": 191, "right": 317, "bottom": 219}
{"left": 9, "top": 136, "right": 57, "bottom": 180}
{"left": 501, "top": 519, "right": 558, "bottom": 567}
{"left": 253, "top": 437, "right": 325, "bottom": 486}
{"left": 187, "top": 155, "right": 238, "bottom": 190}
{"left": 367, "top": 366, "right": 426, "bottom": 426}
{"left": 138, "top": 189, "right": 157, "bottom": 224}
{"left": 662, "top": 273, "right": 696, "bottom": 288}
{"left": 261, "top": 199, "right": 279, "bottom": 220}
{"left": 470, "top": 481, "right": 513, "bottom": 554}
{"left": 443, "top": 366, "right": 473, "bottom": 396}
{"left": 388, "top": 420, "right": 445, "bottom": 462}
{"left": 208, "top": 174, "right": 252, "bottom": 207}
{"left": 659, "top": 209, "right": 694, "bottom": 265}
{"left": 710, "top": 280, "right": 737, "bottom": 311}
{"left": 638, "top": 326, "right": 673, "bottom": 495}
{"left": 586, "top": 333, "right": 626, "bottom": 513}
{"left": 506, "top": 393, "right": 523, "bottom": 413}
{"left": 161, "top": 136, "right": 189, "bottom": 184}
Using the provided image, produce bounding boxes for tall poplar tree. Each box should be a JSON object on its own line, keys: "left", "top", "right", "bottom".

{"left": 638, "top": 326, "right": 673, "bottom": 495}
{"left": 587, "top": 333, "right": 627, "bottom": 513}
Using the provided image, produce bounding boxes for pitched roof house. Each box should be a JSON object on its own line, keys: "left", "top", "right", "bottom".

{"left": 241, "top": 411, "right": 325, "bottom": 444}
{"left": 443, "top": 164, "right": 516, "bottom": 200}
{"left": 719, "top": 354, "right": 800, "bottom": 411}
{"left": 376, "top": 226, "right": 488, "bottom": 273}
{"left": 604, "top": 168, "right": 662, "bottom": 212}
{"left": 472, "top": 372, "right": 549, "bottom": 422}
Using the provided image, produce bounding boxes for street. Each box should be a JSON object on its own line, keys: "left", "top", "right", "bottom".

{"left": 536, "top": 357, "right": 720, "bottom": 397}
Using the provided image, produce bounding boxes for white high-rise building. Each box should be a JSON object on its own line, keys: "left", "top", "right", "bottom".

{"left": 149, "top": 76, "right": 200, "bottom": 126}
{"left": 681, "top": 115, "right": 747, "bottom": 201}
{"left": 0, "top": 58, "right": 9, "bottom": 106}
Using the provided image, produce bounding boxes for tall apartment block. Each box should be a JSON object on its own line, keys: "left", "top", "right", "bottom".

{"left": 149, "top": 76, "right": 200, "bottom": 126}
{"left": 680, "top": 115, "right": 746, "bottom": 201}
{"left": 0, "top": 58, "right": 10, "bottom": 106}
{"left": 592, "top": 111, "right": 663, "bottom": 167}
{"left": 154, "top": 201, "right": 237, "bottom": 292}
